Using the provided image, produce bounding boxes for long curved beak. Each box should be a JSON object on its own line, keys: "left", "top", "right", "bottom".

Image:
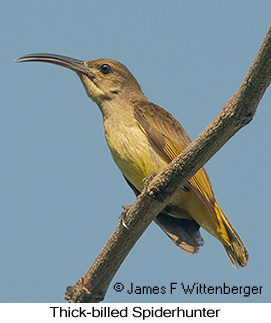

{"left": 16, "top": 53, "right": 89, "bottom": 75}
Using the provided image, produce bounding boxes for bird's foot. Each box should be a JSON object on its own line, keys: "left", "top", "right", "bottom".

{"left": 142, "top": 172, "right": 157, "bottom": 187}
{"left": 119, "top": 205, "right": 131, "bottom": 229}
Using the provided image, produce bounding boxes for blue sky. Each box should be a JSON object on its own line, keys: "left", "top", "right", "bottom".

{"left": 1, "top": 1, "right": 271, "bottom": 302}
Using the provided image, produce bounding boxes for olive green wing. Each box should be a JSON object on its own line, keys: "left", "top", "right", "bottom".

{"left": 133, "top": 100, "right": 219, "bottom": 225}
{"left": 134, "top": 101, "right": 191, "bottom": 160}
{"left": 134, "top": 101, "right": 249, "bottom": 267}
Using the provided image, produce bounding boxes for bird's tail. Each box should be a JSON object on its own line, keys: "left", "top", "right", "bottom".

{"left": 216, "top": 206, "right": 249, "bottom": 267}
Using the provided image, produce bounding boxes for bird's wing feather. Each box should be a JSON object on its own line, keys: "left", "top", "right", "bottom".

{"left": 134, "top": 101, "right": 219, "bottom": 225}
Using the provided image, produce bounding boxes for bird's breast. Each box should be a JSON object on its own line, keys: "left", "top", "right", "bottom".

{"left": 103, "top": 118, "right": 167, "bottom": 191}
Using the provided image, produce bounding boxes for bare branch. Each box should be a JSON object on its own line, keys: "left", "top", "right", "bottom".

{"left": 65, "top": 25, "right": 271, "bottom": 303}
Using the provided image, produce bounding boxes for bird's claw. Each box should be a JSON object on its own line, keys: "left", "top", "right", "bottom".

{"left": 119, "top": 205, "right": 131, "bottom": 229}
{"left": 142, "top": 172, "right": 157, "bottom": 187}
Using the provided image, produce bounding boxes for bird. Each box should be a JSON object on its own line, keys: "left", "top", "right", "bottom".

{"left": 16, "top": 53, "right": 248, "bottom": 267}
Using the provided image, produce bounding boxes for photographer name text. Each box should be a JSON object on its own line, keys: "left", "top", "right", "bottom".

{"left": 113, "top": 282, "right": 262, "bottom": 297}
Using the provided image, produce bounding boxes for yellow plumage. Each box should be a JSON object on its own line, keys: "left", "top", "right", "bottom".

{"left": 104, "top": 99, "right": 248, "bottom": 266}
{"left": 16, "top": 53, "right": 249, "bottom": 267}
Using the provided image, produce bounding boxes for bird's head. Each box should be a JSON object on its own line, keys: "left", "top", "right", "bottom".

{"left": 16, "top": 53, "right": 144, "bottom": 106}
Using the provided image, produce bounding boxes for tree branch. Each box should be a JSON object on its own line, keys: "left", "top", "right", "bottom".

{"left": 65, "top": 25, "right": 271, "bottom": 303}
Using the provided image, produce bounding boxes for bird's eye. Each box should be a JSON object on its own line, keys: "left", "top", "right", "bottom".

{"left": 100, "top": 64, "right": 112, "bottom": 75}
